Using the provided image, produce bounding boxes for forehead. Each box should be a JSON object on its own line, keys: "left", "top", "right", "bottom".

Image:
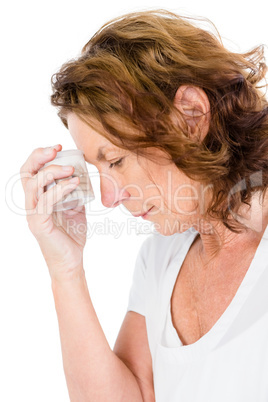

{"left": 67, "top": 113, "right": 119, "bottom": 162}
{"left": 67, "top": 113, "right": 110, "bottom": 148}
{"left": 66, "top": 113, "right": 171, "bottom": 166}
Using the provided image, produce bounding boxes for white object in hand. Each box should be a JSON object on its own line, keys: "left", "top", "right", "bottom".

{"left": 42, "top": 149, "right": 95, "bottom": 211}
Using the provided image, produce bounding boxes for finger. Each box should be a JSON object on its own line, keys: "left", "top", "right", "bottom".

{"left": 36, "top": 176, "right": 80, "bottom": 217}
{"left": 20, "top": 144, "right": 62, "bottom": 191}
{"left": 24, "top": 164, "right": 75, "bottom": 211}
{"left": 63, "top": 205, "right": 85, "bottom": 216}
{"left": 36, "top": 165, "right": 75, "bottom": 204}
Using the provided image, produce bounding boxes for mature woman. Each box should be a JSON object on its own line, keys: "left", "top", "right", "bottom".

{"left": 20, "top": 10, "right": 268, "bottom": 402}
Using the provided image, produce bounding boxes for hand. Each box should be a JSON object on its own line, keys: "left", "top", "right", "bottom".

{"left": 20, "top": 144, "right": 88, "bottom": 281}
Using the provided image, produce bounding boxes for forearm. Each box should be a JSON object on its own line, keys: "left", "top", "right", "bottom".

{"left": 51, "top": 270, "right": 143, "bottom": 402}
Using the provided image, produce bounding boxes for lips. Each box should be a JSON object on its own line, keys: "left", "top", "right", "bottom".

{"left": 132, "top": 206, "right": 154, "bottom": 218}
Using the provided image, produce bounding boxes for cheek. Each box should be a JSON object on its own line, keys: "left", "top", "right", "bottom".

{"left": 139, "top": 168, "right": 174, "bottom": 212}
{"left": 151, "top": 167, "right": 200, "bottom": 216}
{"left": 125, "top": 155, "right": 198, "bottom": 214}
{"left": 171, "top": 184, "right": 199, "bottom": 215}
{"left": 122, "top": 173, "right": 148, "bottom": 199}
{"left": 121, "top": 161, "right": 153, "bottom": 199}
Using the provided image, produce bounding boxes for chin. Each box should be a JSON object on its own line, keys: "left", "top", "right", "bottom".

{"left": 152, "top": 217, "right": 191, "bottom": 236}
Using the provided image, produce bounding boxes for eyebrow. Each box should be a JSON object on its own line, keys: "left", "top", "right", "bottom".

{"left": 97, "top": 146, "right": 108, "bottom": 161}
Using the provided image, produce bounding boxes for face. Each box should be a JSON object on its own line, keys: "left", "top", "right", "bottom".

{"left": 67, "top": 113, "right": 208, "bottom": 235}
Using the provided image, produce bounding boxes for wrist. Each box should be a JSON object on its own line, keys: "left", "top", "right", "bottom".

{"left": 51, "top": 268, "right": 91, "bottom": 320}
{"left": 51, "top": 266, "right": 86, "bottom": 289}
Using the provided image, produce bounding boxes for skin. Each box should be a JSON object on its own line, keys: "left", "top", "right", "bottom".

{"left": 67, "top": 85, "right": 267, "bottom": 257}
{"left": 66, "top": 86, "right": 212, "bottom": 236}
{"left": 67, "top": 112, "right": 208, "bottom": 235}
{"left": 21, "top": 85, "right": 267, "bottom": 273}
{"left": 66, "top": 86, "right": 268, "bottom": 344}
{"left": 20, "top": 83, "right": 268, "bottom": 395}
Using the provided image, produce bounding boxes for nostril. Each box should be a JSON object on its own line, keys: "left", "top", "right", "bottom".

{"left": 111, "top": 200, "right": 122, "bottom": 208}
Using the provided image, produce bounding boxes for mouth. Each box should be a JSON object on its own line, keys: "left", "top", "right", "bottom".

{"left": 132, "top": 206, "right": 154, "bottom": 218}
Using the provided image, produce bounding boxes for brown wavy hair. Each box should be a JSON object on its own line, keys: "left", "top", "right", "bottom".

{"left": 51, "top": 9, "right": 268, "bottom": 231}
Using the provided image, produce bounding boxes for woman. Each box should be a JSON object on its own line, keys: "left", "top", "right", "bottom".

{"left": 20, "top": 10, "right": 268, "bottom": 402}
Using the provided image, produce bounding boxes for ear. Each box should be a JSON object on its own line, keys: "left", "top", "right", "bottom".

{"left": 173, "top": 85, "right": 211, "bottom": 141}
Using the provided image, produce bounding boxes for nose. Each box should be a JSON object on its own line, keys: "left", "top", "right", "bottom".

{"left": 100, "top": 173, "right": 130, "bottom": 208}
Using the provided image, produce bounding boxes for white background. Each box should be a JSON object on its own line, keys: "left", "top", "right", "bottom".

{"left": 1, "top": 0, "right": 267, "bottom": 400}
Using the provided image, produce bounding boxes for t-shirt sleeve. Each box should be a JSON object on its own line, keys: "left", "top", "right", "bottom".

{"left": 126, "top": 237, "right": 152, "bottom": 316}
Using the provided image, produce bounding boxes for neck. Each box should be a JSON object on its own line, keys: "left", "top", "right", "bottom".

{"left": 193, "top": 191, "right": 268, "bottom": 264}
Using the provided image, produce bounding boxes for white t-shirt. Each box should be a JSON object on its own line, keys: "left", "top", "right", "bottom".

{"left": 127, "top": 226, "right": 268, "bottom": 402}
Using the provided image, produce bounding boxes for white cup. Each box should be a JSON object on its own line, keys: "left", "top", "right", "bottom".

{"left": 42, "top": 149, "right": 95, "bottom": 211}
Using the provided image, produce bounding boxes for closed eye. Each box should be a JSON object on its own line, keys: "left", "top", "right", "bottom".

{"left": 109, "top": 157, "right": 124, "bottom": 169}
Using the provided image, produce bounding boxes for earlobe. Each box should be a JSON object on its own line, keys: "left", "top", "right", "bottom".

{"left": 173, "top": 85, "right": 211, "bottom": 140}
